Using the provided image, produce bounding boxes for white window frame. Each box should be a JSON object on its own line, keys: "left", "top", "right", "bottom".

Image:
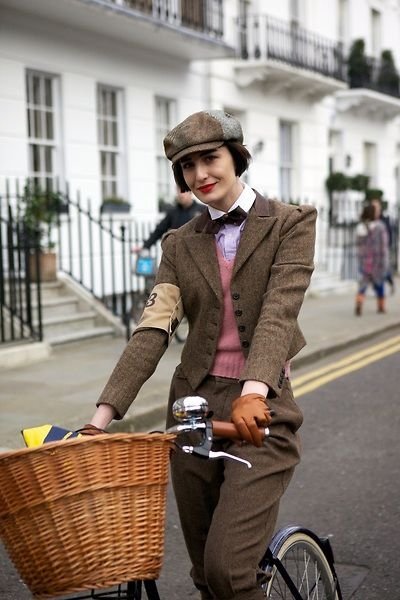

{"left": 337, "top": 0, "right": 349, "bottom": 47}
{"left": 26, "top": 69, "right": 61, "bottom": 191}
{"left": 97, "top": 84, "right": 125, "bottom": 201}
{"left": 370, "top": 8, "right": 381, "bottom": 57}
{"left": 155, "top": 97, "right": 177, "bottom": 209}
{"left": 328, "top": 129, "right": 344, "bottom": 173}
{"left": 279, "top": 121, "right": 296, "bottom": 203}
{"left": 363, "top": 141, "right": 378, "bottom": 187}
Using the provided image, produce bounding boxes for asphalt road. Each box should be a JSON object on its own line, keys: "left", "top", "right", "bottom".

{"left": 1, "top": 332, "right": 399, "bottom": 599}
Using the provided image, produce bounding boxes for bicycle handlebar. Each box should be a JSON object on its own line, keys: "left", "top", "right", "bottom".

{"left": 166, "top": 417, "right": 270, "bottom": 469}
{"left": 211, "top": 420, "right": 269, "bottom": 441}
{"left": 166, "top": 419, "right": 269, "bottom": 441}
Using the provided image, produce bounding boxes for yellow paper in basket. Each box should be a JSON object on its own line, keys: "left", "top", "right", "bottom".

{"left": 22, "top": 425, "right": 82, "bottom": 447}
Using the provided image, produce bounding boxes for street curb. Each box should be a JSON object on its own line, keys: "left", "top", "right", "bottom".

{"left": 292, "top": 321, "right": 400, "bottom": 369}
{"left": 0, "top": 341, "right": 51, "bottom": 370}
{"left": 109, "top": 405, "right": 168, "bottom": 434}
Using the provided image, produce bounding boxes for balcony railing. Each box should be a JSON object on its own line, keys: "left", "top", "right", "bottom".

{"left": 349, "top": 56, "right": 400, "bottom": 98}
{"left": 109, "top": 0, "right": 224, "bottom": 38}
{"left": 237, "top": 14, "right": 346, "bottom": 82}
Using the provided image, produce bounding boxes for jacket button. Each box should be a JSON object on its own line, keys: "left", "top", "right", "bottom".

{"left": 235, "top": 309, "right": 242, "bottom": 316}
{"left": 242, "top": 340, "right": 249, "bottom": 348}
{"left": 232, "top": 292, "right": 240, "bottom": 300}
{"left": 238, "top": 325, "right": 246, "bottom": 332}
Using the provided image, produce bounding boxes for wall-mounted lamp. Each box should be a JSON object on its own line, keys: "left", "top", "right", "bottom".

{"left": 345, "top": 154, "right": 352, "bottom": 168}
{"left": 253, "top": 140, "right": 264, "bottom": 156}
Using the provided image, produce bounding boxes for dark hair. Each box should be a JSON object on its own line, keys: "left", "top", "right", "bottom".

{"left": 360, "top": 204, "right": 375, "bottom": 222}
{"left": 172, "top": 142, "right": 252, "bottom": 193}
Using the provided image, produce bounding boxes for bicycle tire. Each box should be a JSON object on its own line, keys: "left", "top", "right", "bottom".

{"left": 259, "top": 526, "right": 342, "bottom": 600}
{"left": 131, "top": 277, "right": 155, "bottom": 325}
{"left": 130, "top": 291, "right": 147, "bottom": 324}
{"left": 175, "top": 316, "right": 189, "bottom": 343}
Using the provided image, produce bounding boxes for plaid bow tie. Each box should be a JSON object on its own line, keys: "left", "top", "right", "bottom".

{"left": 204, "top": 206, "right": 248, "bottom": 234}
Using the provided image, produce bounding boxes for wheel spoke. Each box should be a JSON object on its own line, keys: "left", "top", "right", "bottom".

{"left": 263, "top": 532, "right": 339, "bottom": 600}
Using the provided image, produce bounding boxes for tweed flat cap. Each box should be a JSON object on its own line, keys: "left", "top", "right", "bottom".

{"left": 163, "top": 110, "right": 244, "bottom": 164}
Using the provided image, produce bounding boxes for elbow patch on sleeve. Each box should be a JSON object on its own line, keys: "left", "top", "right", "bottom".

{"left": 136, "top": 282, "right": 184, "bottom": 343}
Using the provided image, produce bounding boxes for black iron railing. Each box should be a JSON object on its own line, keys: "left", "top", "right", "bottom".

{"left": 349, "top": 55, "right": 400, "bottom": 98}
{"left": 56, "top": 186, "right": 162, "bottom": 339}
{"left": 108, "top": 0, "right": 224, "bottom": 38}
{"left": 318, "top": 213, "right": 399, "bottom": 280}
{"left": 2, "top": 180, "right": 163, "bottom": 342}
{"left": 57, "top": 188, "right": 152, "bottom": 339}
{"left": 237, "top": 14, "right": 346, "bottom": 81}
{"left": 0, "top": 191, "right": 43, "bottom": 344}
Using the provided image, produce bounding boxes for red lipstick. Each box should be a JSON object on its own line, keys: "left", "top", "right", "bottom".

{"left": 198, "top": 183, "right": 215, "bottom": 194}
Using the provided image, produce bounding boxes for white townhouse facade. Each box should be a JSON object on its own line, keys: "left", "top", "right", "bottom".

{"left": 1, "top": 0, "right": 400, "bottom": 283}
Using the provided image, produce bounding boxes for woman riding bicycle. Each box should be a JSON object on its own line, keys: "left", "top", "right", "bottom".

{"left": 84, "top": 110, "right": 317, "bottom": 600}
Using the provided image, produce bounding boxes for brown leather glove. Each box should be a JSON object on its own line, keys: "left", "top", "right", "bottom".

{"left": 77, "top": 424, "right": 107, "bottom": 436}
{"left": 231, "top": 393, "right": 272, "bottom": 447}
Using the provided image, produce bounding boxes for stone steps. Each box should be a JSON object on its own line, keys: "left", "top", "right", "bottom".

{"left": 32, "top": 276, "right": 124, "bottom": 345}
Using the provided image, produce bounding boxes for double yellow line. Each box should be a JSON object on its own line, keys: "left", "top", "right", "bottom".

{"left": 292, "top": 335, "right": 400, "bottom": 398}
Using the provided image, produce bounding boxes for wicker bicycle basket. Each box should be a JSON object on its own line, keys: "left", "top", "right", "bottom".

{"left": 0, "top": 432, "right": 175, "bottom": 599}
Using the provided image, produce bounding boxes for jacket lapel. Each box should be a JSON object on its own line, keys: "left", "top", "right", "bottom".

{"left": 233, "top": 192, "right": 278, "bottom": 276}
{"left": 182, "top": 192, "right": 277, "bottom": 295}
{"left": 183, "top": 233, "right": 223, "bottom": 301}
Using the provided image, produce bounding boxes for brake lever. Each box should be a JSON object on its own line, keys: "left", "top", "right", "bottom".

{"left": 178, "top": 419, "right": 253, "bottom": 468}
{"left": 209, "top": 450, "right": 252, "bottom": 469}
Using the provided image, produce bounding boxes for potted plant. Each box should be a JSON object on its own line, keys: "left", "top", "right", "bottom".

{"left": 377, "top": 49, "right": 400, "bottom": 96}
{"left": 350, "top": 174, "right": 370, "bottom": 192}
{"left": 100, "top": 197, "right": 131, "bottom": 214}
{"left": 21, "top": 182, "right": 64, "bottom": 282}
{"left": 325, "top": 171, "right": 350, "bottom": 193}
{"left": 347, "top": 38, "right": 371, "bottom": 89}
{"left": 365, "top": 188, "right": 384, "bottom": 202}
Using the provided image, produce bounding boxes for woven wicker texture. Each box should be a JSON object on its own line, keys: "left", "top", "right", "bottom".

{"left": 0, "top": 433, "right": 175, "bottom": 599}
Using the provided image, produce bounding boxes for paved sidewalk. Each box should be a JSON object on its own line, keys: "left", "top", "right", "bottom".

{"left": 1, "top": 281, "right": 399, "bottom": 451}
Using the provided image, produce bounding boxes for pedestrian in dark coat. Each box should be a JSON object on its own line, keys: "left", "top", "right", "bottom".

{"left": 136, "top": 186, "right": 204, "bottom": 251}
{"left": 84, "top": 110, "right": 317, "bottom": 599}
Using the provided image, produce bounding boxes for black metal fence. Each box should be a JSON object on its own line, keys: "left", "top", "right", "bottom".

{"left": 109, "top": 0, "right": 224, "bottom": 38}
{"left": 55, "top": 187, "right": 161, "bottom": 339}
{"left": 317, "top": 214, "right": 399, "bottom": 281}
{"left": 0, "top": 198, "right": 43, "bottom": 345}
{"left": 1, "top": 181, "right": 162, "bottom": 342}
{"left": 2, "top": 180, "right": 398, "bottom": 346}
{"left": 349, "top": 55, "right": 400, "bottom": 98}
{"left": 237, "top": 14, "right": 346, "bottom": 81}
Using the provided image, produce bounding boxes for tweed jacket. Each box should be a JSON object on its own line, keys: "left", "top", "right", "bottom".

{"left": 97, "top": 191, "right": 317, "bottom": 419}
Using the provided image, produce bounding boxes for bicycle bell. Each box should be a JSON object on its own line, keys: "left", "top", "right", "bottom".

{"left": 172, "top": 396, "right": 209, "bottom": 424}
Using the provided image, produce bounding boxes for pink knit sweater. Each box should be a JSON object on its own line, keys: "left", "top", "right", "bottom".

{"left": 210, "top": 249, "right": 245, "bottom": 378}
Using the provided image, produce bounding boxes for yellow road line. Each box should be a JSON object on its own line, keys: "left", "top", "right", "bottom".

{"left": 292, "top": 342, "right": 400, "bottom": 398}
{"left": 292, "top": 335, "right": 400, "bottom": 388}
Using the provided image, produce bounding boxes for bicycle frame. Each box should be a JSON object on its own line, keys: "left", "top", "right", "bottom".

{"left": 33, "top": 398, "right": 341, "bottom": 600}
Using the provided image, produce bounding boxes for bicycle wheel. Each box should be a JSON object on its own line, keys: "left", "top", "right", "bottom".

{"left": 175, "top": 316, "right": 189, "bottom": 343}
{"left": 130, "top": 291, "right": 146, "bottom": 324}
{"left": 259, "top": 526, "right": 342, "bottom": 600}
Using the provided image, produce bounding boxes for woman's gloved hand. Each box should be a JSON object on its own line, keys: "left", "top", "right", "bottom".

{"left": 231, "top": 393, "right": 272, "bottom": 447}
{"left": 77, "top": 424, "right": 107, "bottom": 436}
